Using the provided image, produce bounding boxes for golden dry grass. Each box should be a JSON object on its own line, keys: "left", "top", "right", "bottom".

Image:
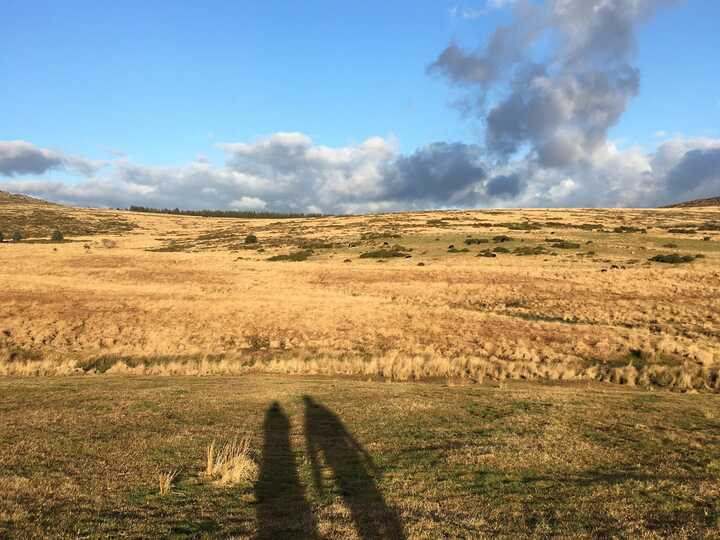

{"left": 1, "top": 199, "right": 719, "bottom": 391}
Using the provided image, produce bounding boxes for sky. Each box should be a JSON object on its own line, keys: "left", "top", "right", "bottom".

{"left": 1, "top": 0, "right": 719, "bottom": 212}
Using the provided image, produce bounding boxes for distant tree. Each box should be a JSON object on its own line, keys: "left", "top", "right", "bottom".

{"left": 245, "top": 233, "right": 258, "bottom": 244}
{"left": 51, "top": 230, "right": 64, "bottom": 242}
{"left": 0, "top": 232, "right": 4, "bottom": 242}
{"left": 12, "top": 231, "right": 22, "bottom": 242}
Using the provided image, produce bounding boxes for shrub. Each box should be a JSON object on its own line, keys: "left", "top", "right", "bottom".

{"left": 359, "top": 249, "right": 408, "bottom": 258}
{"left": 244, "top": 233, "right": 258, "bottom": 244}
{"left": 667, "top": 228, "right": 696, "bottom": 234}
{"left": 492, "top": 246, "right": 510, "bottom": 253}
{"left": 12, "top": 231, "right": 22, "bottom": 242}
{"left": 464, "top": 238, "right": 489, "bottom": 245}
{"left": 51, "top": 230, "right": 64, "bottom": 242}
{"left": 662, "top": 243, "right": 678, "bottom": 248}
{"left": 649, "top": 253, "right": 695, "bottom": 264}
{"left": 477, "top": 250, "right": 497, "bottom": 258}
{"left": 267, "top": 249, "right": 313, "bottom": 262}
{"left": 551, "top": 241, "right": 580, "bottom": 249}
{"left": 493, "top": 235, "right": 512, "bottom": 243}
{"left": 448, "top": 247, "right": 469, "bottom": 253}
{"left": 0, "top": 232, "right": 3, "bottom": 242}
{"left": 614, "top": 226, "right": 646, "bottom": 233}
{"left": 513, "top": 245, "right": 546, "bottom": 256}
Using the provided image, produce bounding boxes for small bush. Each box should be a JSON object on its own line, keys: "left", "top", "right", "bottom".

{"left": 359, "top": 249, "right": 408, "bottom": 258}
{"left": 614, "top": 226, "right": 646, "bottom": 234}
{"left": 12, "top": 231, "right": 22, "bottom": 242}
{"left": 493, "top": 235, "right": 512, "bottom": 243}
{"left": 0, "top": 232, "right": 4, "bottom": 242}
{"left": 492, "top": 246, "right": 510, "bottom": 253}
{"left": 244, "top": 233, "right": 258, "bottom": 244}
{"left": 667, "top": 228, "right": 696, "bottom": 234}
{"left": 51, "top": 230, "right": 64, "bottom": 242}
{"left": 464, "top": 238, "right": 489, "bottom": 245}
{"left": 662, "top": 243, "right": 678, "bottom": 248}
{"left": 267, "top": 249, "right": 313, "bottom": 262}
{"left": 513, "top": 245, "right": 546, "bottom": 256}
{"left": 448, "top": 247, "right": 469, "bottom": 253}
{"left": 649, "top": 253, "right": 695, "bottom": 264}
{"left": 551, "top": 241, "right": 580, "bottom": 249}
{"left": 477, "top": 250, "right": 497, "bottom": 258}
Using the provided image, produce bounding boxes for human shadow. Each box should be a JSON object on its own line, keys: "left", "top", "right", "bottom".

{"left": 255, "top": 401, "right": 318, "bottom": 539}
{"left": 303, "top": 396, "right": 406, "bottom": 540}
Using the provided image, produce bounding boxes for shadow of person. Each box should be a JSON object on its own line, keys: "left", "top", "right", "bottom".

{"left": 255, "top": 401, "right": 318, "bottom": 539}
{"left": 303, "top": 396, "right": 405, "bottom": 540}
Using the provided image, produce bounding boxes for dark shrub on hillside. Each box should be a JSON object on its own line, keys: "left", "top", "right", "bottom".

{"left": 51, "top": 230, "right": 64, "bottom": 242}
{"left": 551, "top": 241, "right": 580, "bottom": 249}
{"left": 492, "top": 246, "right": 510, "bottom": 253}
{"left": 513, "top": 245, "right": 547, "bottom": 256}
{"left": 464, "top": 238, "right": 489, "bottom": 245}
{"left": 614, "top": 226, "right": 646, "bottom": 233}
{"left": 12, "top": 231, "right": 22, "bottom": 242}
{"left": 649, "top": 253, "right": 695, "bottom": 264}
{"left": 267, "top": 249, "right": 314, "bottom": 262}
{"left": 245, "top": 233, "right": 258, "bottom": 244}
{"left": 493, "top": 235, "right": 512, "bottom": 243}
{"left": 359, "top": 249, "right": 408, "bottom": 258}
{"left": 477, "top": 250, "right": 497, "bottom": 258}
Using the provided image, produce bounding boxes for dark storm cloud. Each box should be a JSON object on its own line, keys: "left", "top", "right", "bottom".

{"left": 665, "top": 148, "right": 720, "bottom": 196}
{"left": 381, "top": 142, "right": 487, "bottom": 203}
{"left": 485, "top": 173, "right": 523, "bottom": 198}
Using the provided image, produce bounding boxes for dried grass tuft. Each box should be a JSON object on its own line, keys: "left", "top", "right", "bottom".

{"left": 204, "top": 436, "right": 257, "bottom": 486}
{"left": 158, "top": 470, "right": 178, "bottom": 496}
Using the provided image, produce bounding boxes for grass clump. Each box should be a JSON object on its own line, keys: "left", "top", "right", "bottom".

{"left": 204, "top": 437, "right": 257, "bottom": 486}
{"left": 464, "top": 238, "right": 489, "bottom": 245}
{"left": 492, "top": 246, "right": 510, "bottom": 253}
{"left": 447, "top": 247, "right": 469, "bottom": 253}
{"left": 244, "top": 233, "right": 258, "bottom": 244}
{"left": 667, "top": 228, "right": 696, "bottom": 234}
{"left": 492, "top": 235, "right": 512, "bottom": 243}
{"left": 649, "top": 253, "right": 695, "bottom": 264}
{"left": 158, "top": 470, "right": 178, "bottom": 496}
{"left": 267, "top": 249, "right": 314, "bottom": 262}
{"left": 477, "top": 250, "right": 497, "bottom": 258}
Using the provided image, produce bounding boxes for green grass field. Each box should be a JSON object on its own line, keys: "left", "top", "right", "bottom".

{"left": 1, "top": 375, "right": 719, "bottom": 538}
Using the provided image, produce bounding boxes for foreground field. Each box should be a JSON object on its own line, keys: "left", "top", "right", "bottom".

{"left": 1, "top": 192, "right": 719, "bottom": 390}
{"left": 1, "top": 375, "right": 719, "bottom": 538}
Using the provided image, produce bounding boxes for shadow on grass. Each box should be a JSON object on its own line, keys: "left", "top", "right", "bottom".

{"left": 255, "top": 401, "right": 318, "bottom": 539}
{"left": 303, "top": 395, "right": 406, "bottom": 540}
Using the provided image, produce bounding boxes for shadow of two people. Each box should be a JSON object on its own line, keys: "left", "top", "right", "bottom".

{"left": 254, "top": 397, "right": 405, "bottom": 539}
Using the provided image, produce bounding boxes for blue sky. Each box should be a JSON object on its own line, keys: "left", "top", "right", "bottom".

{"left": 1, "top": 0, "right": 719, "bottom": 211}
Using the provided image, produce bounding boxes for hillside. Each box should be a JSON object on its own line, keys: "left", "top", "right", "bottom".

{"left": 664, "top": 195, "right": 720, "bottom": 208}
{"left": 0, "top": 190, "right": 135, "bottom": 238}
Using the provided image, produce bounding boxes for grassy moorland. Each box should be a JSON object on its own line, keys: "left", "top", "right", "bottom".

{"left": 1, "top": 375, "right": 719, "bottom": 539}
{"left": 1, "top": 193, "right": 720, "bottom": 537}
{"left": 1, "top": 192, "right": 719, "bottom": 390}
